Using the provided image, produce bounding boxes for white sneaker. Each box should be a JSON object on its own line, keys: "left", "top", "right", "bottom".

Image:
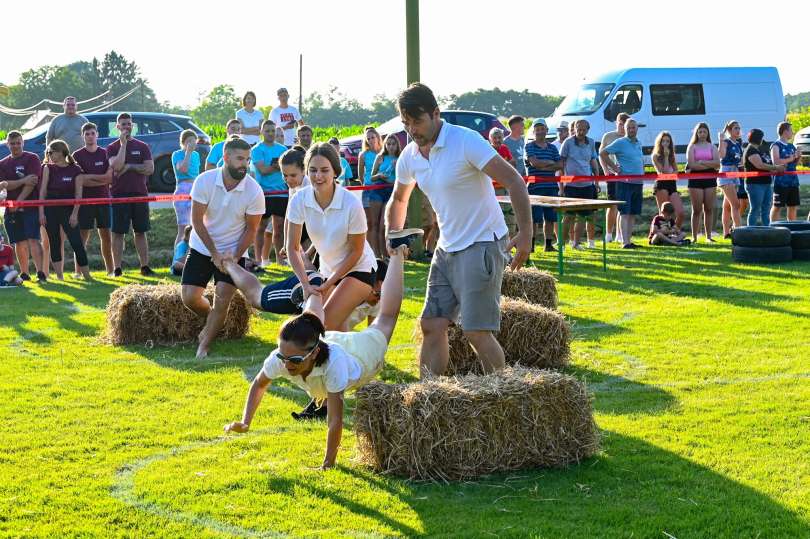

{"left": 572, "top": 243, "right": 586, "bottom": 251}
{"left": 278, "top": 259, "right": 289, "bottom": 267}
{"left": 605, "top": 233, "right": 613, "bottom": 243}
{"left": 588, "top": 240, "right": 596, "bottom": 249}
{"left": 260, "top": 259, "right": 271, "bottom": 269}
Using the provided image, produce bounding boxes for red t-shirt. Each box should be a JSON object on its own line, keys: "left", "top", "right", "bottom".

{"left": 649, "top": 215, "right": 676, "bottom": 240}
{"left": 0, "top": 151, "right": 41, "bottom": 200}
{"left": 0, "top": 244, "right": 14, "bottom": 267}
{"left": 73, "top": 147, "right": 110, "bottom": 198}
{"left": 106, "top": 138, "right": 152, "bottom": 196}
{"left": 45, "top": 163, "right": 84, "bottom": 197}
{"left": 495, "top": 144, "right": 513, "bottom": 162}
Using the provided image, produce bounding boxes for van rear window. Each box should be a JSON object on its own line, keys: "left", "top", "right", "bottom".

{"left": 651, "top": 84, "right": 705, "bottom": 116}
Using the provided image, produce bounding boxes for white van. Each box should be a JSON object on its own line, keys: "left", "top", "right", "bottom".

{"left": 547, "top": 67, "right": 786, "bottom": 163}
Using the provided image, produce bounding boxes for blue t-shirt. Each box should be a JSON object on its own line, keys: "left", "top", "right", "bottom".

{"left": 375, "top": 155, "right": 396, "bottom": 184}
{"left": 207, "top": 141, "right": 225, "bottom": 166}
{"left": 171, "top": 150, "right": 200, "bottom": 181}
{"left": 603, "top": 136, "right": 644, "bottom": 183}
{"left": 251, "top": 142, "right": 288, "bottom": 195}
{"left": 771, "top": 141, "right": 798, "bottom": 187}
{"left": 339, "top": 157, "right": 353, "bottom": 183}
{"left": 720, "top": 138, "right": 743, "bottom": 168}
{"left": 524, "top": 141, "right": 560, "bottom": 189}
{"left": 172, "top": 240, "right": 189, "bottom": 266}
{"left": 361, "top": 150, "right": 377, "bottom": 185}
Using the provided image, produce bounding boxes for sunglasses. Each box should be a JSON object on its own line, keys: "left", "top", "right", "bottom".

{"left": 276, "top": 343, "right": 318, "bottom": 364}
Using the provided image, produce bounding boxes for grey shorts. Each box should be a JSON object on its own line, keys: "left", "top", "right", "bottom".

{"left": 421, "top": 235, "right": 509, "bottom": 332}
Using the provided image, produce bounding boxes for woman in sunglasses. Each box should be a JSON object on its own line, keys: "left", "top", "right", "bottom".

{"left": 224, "top": 234, "right": 420, "bottom": 469}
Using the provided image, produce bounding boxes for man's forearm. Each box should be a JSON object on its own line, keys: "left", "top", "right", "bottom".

{"left": 193, "top": 223, "right": 219, "bottom": 256}
{"left": 232, "top": 222, "right": 260, "bottom": 258}
{"left": 385, "top": 198, "right": 408, "bottom": 232}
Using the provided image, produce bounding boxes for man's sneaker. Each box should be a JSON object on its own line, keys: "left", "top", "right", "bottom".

{"left": 36, "top": 271, "right": 47, "bottom": 283}
{"left": 140, "top": 265, "right": 155, "bottom": 277}
{"left": 387, "top": 228, "right": 424, "bottom": 250}
{"left": 291, "top": 399, "right": 327, "bottom": 421}
{"left": 622, "top": 243, "right": 640, "bottom": 249}
{"left": 113, "top": 267, "right": 123, "bottom": 277}
{"left": 19, "top": 273, "right": 31, "bottom": 282}
{"left": 290, "top": 272, "right": 325, "bottom": 308}
{"left": 544, "top": 243, "right": 557, "bottom": 252}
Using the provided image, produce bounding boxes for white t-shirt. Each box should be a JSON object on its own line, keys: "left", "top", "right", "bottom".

{"left": 189, "top": 169, "right": 265, "bottom": 257}
{"left": 270, "top": 105, "right": 302, "bottom": 146}
{"left": 286, "top": 184, "right": 376, "bottom": 278}
{"left": 396, "top": 121, "right": 507, "bottom": 253}
{"left": 345, "top": 301, "right": 380, "bottom": 330}
{"left": 261, "top": 341, "right": 362, "bottom": 395}
{"left": 236, "top": 108, "right": 264, "bottom": 145}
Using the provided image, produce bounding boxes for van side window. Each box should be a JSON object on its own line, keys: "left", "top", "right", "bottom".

{"left": 611, "top": 85, "right": 643, "bottom": 116}
{"left": 651, "top": 84, "right": 706, "bottom": 116}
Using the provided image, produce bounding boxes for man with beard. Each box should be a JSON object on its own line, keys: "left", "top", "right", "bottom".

{"left": 180, "top": 136, "right": 265, "bottom": 358}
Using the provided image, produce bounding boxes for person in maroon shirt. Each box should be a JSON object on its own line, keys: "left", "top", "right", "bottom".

{"left": 37, "top": 140, "right": 91, "bottom": 280}
{"left": 106, "top": 112, "right": 155, "bottom": 277}
{"left": 0, "top": 131, "right": 46, "bottom": 282}
{"left": 73, "top": 122, "right": 114, "bottom": 275}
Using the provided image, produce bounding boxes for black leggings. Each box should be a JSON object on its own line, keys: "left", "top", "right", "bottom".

{"left": 44, "top": 204, "right": 88, "bottom": 266}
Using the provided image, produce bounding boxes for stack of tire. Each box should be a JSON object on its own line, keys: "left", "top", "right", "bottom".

{"left": 730, "top": 226, "right": 792, "bottom": 263}
{"left": 771, "top": 221, "right": 810, "bottom": 261}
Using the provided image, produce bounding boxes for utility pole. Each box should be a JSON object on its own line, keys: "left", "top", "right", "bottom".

{"left": 405, "top": 0, "right": 424, "bottom": 257}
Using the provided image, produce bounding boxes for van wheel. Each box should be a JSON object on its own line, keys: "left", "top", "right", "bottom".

{"left": 790, "top": 231, "right": 810, "bottom": 250}
{"left": 770, "top": 220, "right": 810, "bottom": 232}
{"left": 793, "top": 248, "right": 810, "bottom": 261}
{"left": 731, "top": 245, "right": 793, "bottom": 264}
{"left": 150, "top": 157, "right": 175, "bottom": 193}
{"left": 730, "top": 226, "right": 790, "bottom": 248}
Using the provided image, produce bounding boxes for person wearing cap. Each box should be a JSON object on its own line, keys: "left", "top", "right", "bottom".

{"left": 524, "top": 117, "right": 562, "bottom": 252}
{"left": 551, "top": 120, "right": 569, "bottom": 153}
{"left": 270, "top": 88, "right": 303, "bottom": 147}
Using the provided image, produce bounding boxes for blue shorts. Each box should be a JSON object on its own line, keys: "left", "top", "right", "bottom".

{"left": 718, "top": 165, "right": 739, "bottom": 187}
{"left": 260, "top": 274, "right": 301, "bottom": 314}
{"left": 4, "top": 208, "right": 41, "bottom": 243}
{"left": 366, "top": 185, "right": 393, "bottom": 204}
{"left": 528, "top": 183, "right": 558, "bottom": 223}
{"left": 616, "top": 182, "right": 643, "bottom": 216}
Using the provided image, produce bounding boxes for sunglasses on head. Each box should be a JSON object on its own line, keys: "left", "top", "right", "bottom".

{"left": 276, "top": 342, "right": 318, "bottom": 364}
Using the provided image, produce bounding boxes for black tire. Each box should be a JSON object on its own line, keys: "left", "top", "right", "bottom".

{"left": 770, "top": 220, "right": 810, "bottom": 232}
{"left": 150, "top": 156, "right": 175, "bottom": 193}
{"left": 732, "top": 245, "right": 793, "bottom": 264}
{"left": 731, "top": 226, "right": 791, "bottom": 248}
{"left": 790, "top": 230, "right": 810, "bottom": 249}
{"left": 793, "top": 248, "right": 810, "bottom": 261}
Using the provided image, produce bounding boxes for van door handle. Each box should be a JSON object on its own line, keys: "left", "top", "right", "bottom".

{"left": 637, "top": 124, "right": 647, "bottom": 128}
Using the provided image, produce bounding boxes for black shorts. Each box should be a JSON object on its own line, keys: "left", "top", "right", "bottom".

{"left": 79, "top": 204, "right": 112, "bottom": 230}
{"left": 606, "top": 181, "right": 617, "bottom": 199}
{"left": 654, "top": 180, "right": 678, "bottom": 196}
{"left": 337, "top": 269, "right": 376, "bottom": 288}
{"left": 181, "top": 248, "right": 246, "bottom": 287}
{"left": 111, "top": 196, "right": 150, "bottom": 234}
{"left": 736, "top": 183, "right": 748, "bottom": 199}
{"left": 263, "top": 196, "right": 288, "bottom": 219}
{"left": 773, "top": 185, "right": 800, "bottom": 207}
{"left": 688, "top": 179, "right": 717, "bottom": 189}
{"left": 563, "top": 184, "right": 597, "bottom": 216}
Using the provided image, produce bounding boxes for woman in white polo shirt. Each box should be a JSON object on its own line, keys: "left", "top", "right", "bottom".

{"left": 285, "top": 142, "right": 377, "bottom": 330}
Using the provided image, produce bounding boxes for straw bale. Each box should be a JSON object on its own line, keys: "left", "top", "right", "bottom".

{"left": 104, "top": 284, "right": 251, "bottom": 345}
{"left": 501, "top": 268, "right": 558, "bottom": 309}
{"left": 444, "top": 297, "right": 570, "bottom": 376}
{"left": 354, "top": 367, "right": 599, "bottom": 481}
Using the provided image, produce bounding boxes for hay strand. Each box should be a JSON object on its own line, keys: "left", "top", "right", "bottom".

{"left": 501, "top": 268, "right": 558, "bottom": 309}
{"left": 104, "top": 284, "right": 251, "bottom": 345}
{"left": 444, "top": 297, "right": 570, "bottom": 376}
{"left": 354, "top": 367, "right": 599, "bottom": 481}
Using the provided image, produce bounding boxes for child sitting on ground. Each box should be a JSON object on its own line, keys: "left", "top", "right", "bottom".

{"left": 649, "top": 202, "right": 689, "bottom": 246}
{"left": 170, "top": 226, "right": 192, "bottom": 276}
{"left": 0, "top": 234, "right": 23, "bottom": 287}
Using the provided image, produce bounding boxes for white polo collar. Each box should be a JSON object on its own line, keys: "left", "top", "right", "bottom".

{"left": 215, "top": 168, "right": 247, "bottom": 192}
{"left": 304, "top": 184, "right": 345, "bottom": 212}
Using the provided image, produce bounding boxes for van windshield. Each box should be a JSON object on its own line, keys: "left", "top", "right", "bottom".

{"left": 557, "top": 83, "right": 615, "bottom": 116}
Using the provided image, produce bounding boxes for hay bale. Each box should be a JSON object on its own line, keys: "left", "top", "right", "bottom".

{"left": 501, "top": 268, "right": 557, "bottom": 309}
{"left": 443, "top": 297, "right": 570, "bottom": 376}
{"left": 105, "top": 284, "right": 251, "bottom": 345}
{"left": 354, "top": 367, "right": 599, "bottom": 481}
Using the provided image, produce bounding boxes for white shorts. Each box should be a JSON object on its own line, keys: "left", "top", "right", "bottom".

{"left": 324, "top": 327, "right": 388, "bottom": 388}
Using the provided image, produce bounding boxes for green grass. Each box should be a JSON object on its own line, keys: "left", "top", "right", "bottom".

{"left": 1, "top": 209, "right": 809, "bottom": 537}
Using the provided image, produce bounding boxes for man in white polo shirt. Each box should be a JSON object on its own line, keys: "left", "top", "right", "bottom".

{"left": 181, "top": 136, "right": 265, "bottom": 358}
{"left": 385, "top": 83, "right": 533, "bottom": 378}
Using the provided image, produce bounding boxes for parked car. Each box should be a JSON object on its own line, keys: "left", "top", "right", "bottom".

{"left": 339, "top": 110, "right": 508, "bottom": 178}
{"left": 546, "top": 66, "right": 786, "bottom": 163}
{"left": 794, "top": 126, "right": 810, "bottom": 166}
{"left": 0, "top": 112, "right": 211, "bottom": 192}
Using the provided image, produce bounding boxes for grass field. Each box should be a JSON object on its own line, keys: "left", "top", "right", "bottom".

{"left": 1, "top": 206, "right": 809, "bottom": 537}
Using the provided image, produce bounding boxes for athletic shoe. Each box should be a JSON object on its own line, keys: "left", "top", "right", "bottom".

{"left": 36, "top": 271, "right": 47, "bottom": 283}
{"left": 387, "top": 228, "right": 424, "bottom": 250}
{"left": 622, "top": 243, "right": 640, "bottom": 249}
{"left": 113, "top": 267, "right": 123, "bottom": 277}
{"left": 572, "top": 243, "right": 586, "bottom": 251}
{"left": 140, "top": 265, "right": 155, "bottom": 277}
{"left": 290, "top": 272, "right": 325, "bottom": 308}
{"left": 588, "top": 240, "right": 596, "bottom": 249}
{"left": 19, "top": 273, "right": 31, "bottom": 282}
{"left": 260, "top": 259, "right": 272, "bottom": 269}
{"left": 291, "top": 399, "right": 327, "bottom": 421}
{"left": 604, "top": 233, "right": 613, "bottom": 243}
{"left": 544, "top": 244, "right": 557, "bottom": 252}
